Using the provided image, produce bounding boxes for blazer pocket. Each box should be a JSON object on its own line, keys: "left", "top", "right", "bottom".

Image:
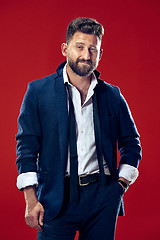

{"left": 36, "top": 171, "right": 48, "bottom": 203}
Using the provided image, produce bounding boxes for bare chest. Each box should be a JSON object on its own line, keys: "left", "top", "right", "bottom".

{"left": 79, "top": 88, "right": 88, "bottom": 105}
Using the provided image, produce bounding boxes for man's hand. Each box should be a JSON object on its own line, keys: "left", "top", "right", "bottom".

{"left": 24, "top": 186, "right": 44, "bottom": 231}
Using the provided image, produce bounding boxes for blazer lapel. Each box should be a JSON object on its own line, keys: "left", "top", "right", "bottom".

{"left": 95, "top": 81, "right": 110, "bottom": 142}
{"left": 95, "top": 81, "right": 114, "bottom": 174}
{"left": 54, "top": 73, "right": 69, "bottom": 172}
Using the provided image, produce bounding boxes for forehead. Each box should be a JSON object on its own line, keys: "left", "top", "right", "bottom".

{"left": 69, "top": 31, "right": 101, "bottom": 47}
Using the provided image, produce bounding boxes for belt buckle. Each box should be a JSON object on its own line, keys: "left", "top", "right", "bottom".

{"left": 79, "top": 174, "right": 89, "bottom": 186}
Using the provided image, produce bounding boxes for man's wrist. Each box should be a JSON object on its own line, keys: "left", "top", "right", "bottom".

{"left": 118, "top": 177, "right": 130, "bottom": 185}
{"left": 118, "top": 177, "right": 130, "bottom": 192}
{"left": 24, "top": 185, "right": 38, "bottom": 206}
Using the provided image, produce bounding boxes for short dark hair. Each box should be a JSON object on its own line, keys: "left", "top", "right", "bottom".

{"left": 66, "top": 17, "right": 104, "bottom": 44}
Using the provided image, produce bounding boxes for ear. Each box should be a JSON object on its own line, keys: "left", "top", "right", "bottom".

{"left": 99, "top": 49, "right": 103, "bottom": 60}
{"left": 61, "top": 43, "right": 68, "bottom": 57}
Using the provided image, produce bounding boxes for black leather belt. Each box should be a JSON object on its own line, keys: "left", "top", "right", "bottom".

{"left": 65, "top": 173, "right": 113, "bottom": 187}
{"left": 78, "top": 173, "right": 100, "bottom": 186}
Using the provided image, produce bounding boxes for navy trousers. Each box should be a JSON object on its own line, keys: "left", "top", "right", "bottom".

{"left": 37, "top": 176, "right": 124, "bottom": 240}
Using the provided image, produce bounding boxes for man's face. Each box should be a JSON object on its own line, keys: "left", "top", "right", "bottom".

{"left": 62, "top": 31, "right": 102, "bottom": 77}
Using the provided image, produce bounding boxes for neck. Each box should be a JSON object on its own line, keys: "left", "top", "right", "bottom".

{"left": 66, "top": 64, "right": 91, "bottom": 92}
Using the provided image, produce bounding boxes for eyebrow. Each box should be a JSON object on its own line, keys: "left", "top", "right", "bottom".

{"left": 75, "top": 42, "right": 97, "bottom": 48}
{"left": 75, "top": 42, "right": 85, "bottom": 45}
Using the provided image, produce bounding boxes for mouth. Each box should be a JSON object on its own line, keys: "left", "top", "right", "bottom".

{"left": 78, "top": 60, "right": 91, "bottom": 65}
{"left": 79, "top": 62, "right": 89, "bottom": 65}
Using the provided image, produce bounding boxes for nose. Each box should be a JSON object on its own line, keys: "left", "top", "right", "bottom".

{"left": 83, "top": 48, "right": 91, "bottom": 60}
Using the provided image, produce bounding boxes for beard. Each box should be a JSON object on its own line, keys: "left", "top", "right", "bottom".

{"left": 67, "top": 56, "right": 97, "bottom": 77}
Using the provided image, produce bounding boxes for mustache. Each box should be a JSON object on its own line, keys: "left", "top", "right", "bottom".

{"left": 76, "top": 59, "right": 92, "bottom": 64}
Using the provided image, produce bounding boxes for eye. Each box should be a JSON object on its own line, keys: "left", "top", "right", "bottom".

{"left": 90, "top": 47, "right": 96, "bottom": 52}
{"left": 77, "top": 45, "right": 83, "bottom": 50}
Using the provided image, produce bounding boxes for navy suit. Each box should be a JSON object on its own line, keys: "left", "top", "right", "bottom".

{"left": 16, "top": 61, "right": 141, "bottom": 224}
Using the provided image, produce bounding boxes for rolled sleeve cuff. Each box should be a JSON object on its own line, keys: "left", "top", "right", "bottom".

{"left": 118, "top": 164, "right": 139, "bottom": 184}
{"left": 16, "top": 172, "right": 38, "bottom": 190}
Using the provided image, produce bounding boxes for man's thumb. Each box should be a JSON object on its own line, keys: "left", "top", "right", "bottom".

{"left": 39, "top": 207, "right": 44, "bottom": 226}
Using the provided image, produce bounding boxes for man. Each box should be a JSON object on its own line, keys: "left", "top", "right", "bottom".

{"left": 16, "top": 18, "right": 142, "bottom": 240}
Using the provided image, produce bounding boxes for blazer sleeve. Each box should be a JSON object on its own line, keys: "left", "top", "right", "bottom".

{"left": 16, "top": 82, "right": 42, "bottom": 174}
{"left": 118, "top": 92, "right": 142, "bottom": 168}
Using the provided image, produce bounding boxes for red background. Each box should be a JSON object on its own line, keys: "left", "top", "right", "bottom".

{"left": 1, "top": 0, "right": 160, "bottom": 239}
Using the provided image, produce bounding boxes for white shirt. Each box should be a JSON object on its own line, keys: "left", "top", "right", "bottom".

{"left": 16, "top": 65, "right": 139, "bottom": 189}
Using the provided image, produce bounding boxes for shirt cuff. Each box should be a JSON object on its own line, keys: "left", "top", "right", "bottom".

{"left": 16, "top": 172, "right": 38, "bottom": 190}
{"left": 118, "top": 164, "right": 139, "bottom": 184}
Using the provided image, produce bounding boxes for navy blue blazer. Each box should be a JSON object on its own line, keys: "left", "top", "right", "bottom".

{"left": 16, "top": 61, "right": 141, "bottom": 221}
